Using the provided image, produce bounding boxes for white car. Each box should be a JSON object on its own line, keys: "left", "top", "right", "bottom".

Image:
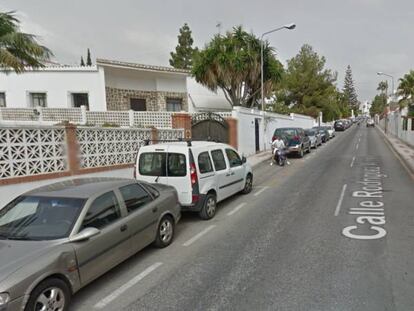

{"left": 134, "top": 141, "right": 253, "bottom": 219}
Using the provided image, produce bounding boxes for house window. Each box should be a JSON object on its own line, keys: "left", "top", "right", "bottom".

{"left": 0, "top": 93, "right": 5, "bottom": 107}
{"left": 72, "top": 93, "right": 89, "bottom": 109}
{"left": 130, "top": 98, "right": 146, "bottom": 111}
{"left": 30, "top": 93, "right": 47, "bottom": 107}
{"left": 166, "top": 98, "right": 182, "bottom": 112}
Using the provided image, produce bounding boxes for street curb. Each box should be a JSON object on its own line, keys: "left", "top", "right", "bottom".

{"left": 376, "top": 126, "right": 414, "bottom": 176}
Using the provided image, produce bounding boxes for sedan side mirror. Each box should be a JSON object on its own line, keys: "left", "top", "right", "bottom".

{"left": 242, "top": 156, "right": 247, "bottom": 164}
{"left": 70, "top": 227, "right": 100, "bottom": 243}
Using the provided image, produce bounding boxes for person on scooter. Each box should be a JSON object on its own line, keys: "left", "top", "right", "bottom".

{"left": 271, "top": 136, "right": 288, "bottom": 166}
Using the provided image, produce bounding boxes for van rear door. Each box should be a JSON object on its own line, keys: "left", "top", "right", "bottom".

{"left": 165, "top": 149, "right": 192, "bottom": 205}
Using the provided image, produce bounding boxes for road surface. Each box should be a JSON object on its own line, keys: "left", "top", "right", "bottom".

{"left": 71, "top": 125, "right": 414, "bottom": 311}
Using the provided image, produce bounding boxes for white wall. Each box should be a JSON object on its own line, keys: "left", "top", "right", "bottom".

{"left": 0, "top": 67, "right": 107, "bottom": 111}
{"left": 104, "top": 67, "right": 187, "bottom": 93}
{"left": 233, "top": 107, "right": 316, "bottom": 156}
{"left": 380, "top": 111, "right": 414, "bottom": 147}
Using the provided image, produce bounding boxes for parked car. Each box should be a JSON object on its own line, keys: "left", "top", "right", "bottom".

{"left": 334, "top": 120, "right": 345, "bottom": 131}
{"left": 322, "top": 125, "right": 335, "bottom": 138}
{"left": 367, "top": 119, "right": 375, "bottom": 127}
{"left": 135, "top": 141, "right": 253, "bottom": 220}
{"left": 305, "top": 129, "right": 322, "bottom": 148}
{"left": 0, "top": 178, "right": 180, "bottom": 311}
{"left": 313, "top": 126, "right": 329, "bottom": 143}
{"left": 272, "top": 127, "right": 311, "bottom": 158}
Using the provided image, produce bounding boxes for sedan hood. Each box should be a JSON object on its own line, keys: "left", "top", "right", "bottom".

{"left": 0, "top": 239, "right": 60, "bottom": 282}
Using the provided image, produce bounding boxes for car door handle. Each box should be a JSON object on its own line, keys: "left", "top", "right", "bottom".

{"left": 120, "top": 224, "right": 128, "bottom": 232}
{"left": 152, "top": 207, "right": 158, "bottom": 213}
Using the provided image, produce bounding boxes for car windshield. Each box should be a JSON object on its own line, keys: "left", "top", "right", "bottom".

{"left": 274, "top": 128, "right": 296, "bottom": 139}
{"left": 0, "top": 196, "right": 85, "bottom": 240}
{"left": 305, "top": 130, "right": 315, "bottom": 136}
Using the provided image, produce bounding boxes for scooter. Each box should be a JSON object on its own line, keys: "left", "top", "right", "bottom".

{"left": 273, "top": 148, "right": 287, "bottom": 166}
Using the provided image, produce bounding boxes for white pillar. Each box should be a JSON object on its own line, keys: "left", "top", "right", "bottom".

{"left": 80, "top": 105, "right": 87, "bottom": 125}
{"left": 129, "top": 110, "right": 134, "bottom": 127}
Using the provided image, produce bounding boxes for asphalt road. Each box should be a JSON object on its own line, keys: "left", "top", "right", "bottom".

{"left": 71, "top": 125, "right": 414, "bottom": 311}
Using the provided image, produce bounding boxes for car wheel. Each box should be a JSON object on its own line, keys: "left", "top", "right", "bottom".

{"left": 298, "top": 147, "right": 304, "bottom": 158}
{"left": 25, "top": 278, "right": 70, "bottom": 311}
{"left": 154, "top": 215, "right": 174, "bottom": 248}
{"left": 241, "top": 174, "right": 253, "bottom": 194}
{"left": 199, "top": 193, "right": 217, "bottom": 220}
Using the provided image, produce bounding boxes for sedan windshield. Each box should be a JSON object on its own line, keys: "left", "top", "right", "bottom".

{"left": 0, "top": 196, "right": 85, "bottom": 240}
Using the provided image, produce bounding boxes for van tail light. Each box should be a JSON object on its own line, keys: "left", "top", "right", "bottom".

{"left": 190, "top": 163, "right": 198, "bottom": 185}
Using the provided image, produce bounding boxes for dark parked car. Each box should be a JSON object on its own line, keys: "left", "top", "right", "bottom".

{"left": 313, "top": 126, "right": 329, "bottom": 143}
{"left": 273, "top": 127, "right": 311, "bottom": 158}
{"left": 0, "top": 178, "right": 180, "bottom": 311}
{"left": 334, "top": 120, "right": 345, "bottom": 131}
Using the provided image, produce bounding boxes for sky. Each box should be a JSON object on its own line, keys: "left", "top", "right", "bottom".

{"left": 1, "top": 0, "right": 413, "bottom": 101}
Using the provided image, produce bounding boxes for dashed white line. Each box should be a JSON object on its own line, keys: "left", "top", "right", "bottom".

{"left": 350, "top": 156, "right": 356, "bottom": 167}
{"left": 334, "top": 184, "right": 348, "bottom": 216}
{"left": 227, "top": 202, "right": 247, "bottom": 216}
{"left": 356, "top": 143, "right": 359, "bottom": 150}
{"left": 183, "top": 225, "right": 216, "bottom": 247}
{"left": 254, "top": 186, "right": 269, "bottom": 196}
{"left": 94, "top": 262, "right": 163, "bottom": 309}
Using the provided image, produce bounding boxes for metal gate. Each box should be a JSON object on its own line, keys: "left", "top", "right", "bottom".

{"left": 191, "top": 112, "right": 229, "bottom": 143}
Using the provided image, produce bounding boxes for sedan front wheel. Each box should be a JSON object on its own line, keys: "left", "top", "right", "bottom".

{"left": 25, "top": 278, "right": 70, "bottom": 311}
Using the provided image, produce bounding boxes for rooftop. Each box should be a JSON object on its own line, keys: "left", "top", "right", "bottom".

{"left": 97, "top": 58, "right": 191, "bottom": 75}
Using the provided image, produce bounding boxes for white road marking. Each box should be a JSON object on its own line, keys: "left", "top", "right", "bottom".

{"left": 350, "top": 156, "right": 356, "bottom": 167}
{"left": 356, "top": 143, "right": 359, "bottom": 150}
{"left": 183, "top": 225, "right": 216, "bottom": 247}
{"left": 334, "top": 184, "right": 348, "bottom": 216}
{"left": 254, "top": 186, "right": 269, "bottom": 196}
{"left": 358, "top": 138, "right": 361, "bottom": 143}
{"left": 94, "top": 262, "right": 163, "bottom": 309}
{"left": 227, "top": 203, "right": 247, "bottom": 216}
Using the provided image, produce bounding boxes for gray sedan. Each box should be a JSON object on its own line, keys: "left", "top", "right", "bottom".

{"left": 0, "top": 178, "right": 180, "bottom": 311}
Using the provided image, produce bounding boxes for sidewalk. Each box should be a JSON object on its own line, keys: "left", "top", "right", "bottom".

{"left": 247, "top": 150, "right": 272, "bottom": 167}
{"left": 377, "top": 126, "right": 414, "bottom": 175}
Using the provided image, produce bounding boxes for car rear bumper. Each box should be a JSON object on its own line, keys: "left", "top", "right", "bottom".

{"left": 288, "top": 145, "right": 301, "bottom": 153}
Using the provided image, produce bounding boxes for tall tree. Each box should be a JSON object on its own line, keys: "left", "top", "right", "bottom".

{"left": 86, "top": 48, "right": 92, "bottom": 66}
{"left": 342, "top": 65, "right": 359, "bottom": 111}
{"left": 192, "top": 26, "right": 283, "bottom": 108}
{"left": 169, "top": 23, "right": 198, "bottom": 69}
{"left": 80, "top": 56, "right": 85, "bottom": 66}
{"left": 370, "top": 94, "right": 387, "bottom": 116}
{"left": 0, "top": 11, "right": 52, "bottom": 73}
{"left": 377, "top": 80, "right": 388, "bottom": 94}
{"left": 397, "top": 70, "right": 414, "bottom": 110}
{"left": 274, "top": 44, "right": 341, "bottom": 120}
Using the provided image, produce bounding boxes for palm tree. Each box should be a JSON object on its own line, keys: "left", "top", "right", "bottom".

{"left": 0, "top": 11, "right": 52, "bottom": 73}
{"left": 397, "top": 70, "right": 414, "bottom": 110}
{"left": 377, "top": 81, "right": 388, "bottom": 94}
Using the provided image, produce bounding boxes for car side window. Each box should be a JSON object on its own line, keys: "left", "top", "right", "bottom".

{"left": 119, "top": 184, "right": 153, "bottom": 213}
{"left": 211, "top": 149, "right": 227, "bottom": 171}
{"left": 198, "top": 152, "right": 213, "bottom": 174}
{"left": 225, "top": 149, "right": 242, "bottom": 167}
{"left": 82, "top": 191, "right": 120, "bottom": 230}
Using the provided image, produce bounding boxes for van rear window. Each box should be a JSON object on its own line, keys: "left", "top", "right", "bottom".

{"left": 139, "top": 152, "right": 186, "bottom": 177}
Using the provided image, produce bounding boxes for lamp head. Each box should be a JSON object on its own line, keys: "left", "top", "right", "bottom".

{"left": 284, "top": 23, "right": 296, "bottom": 30}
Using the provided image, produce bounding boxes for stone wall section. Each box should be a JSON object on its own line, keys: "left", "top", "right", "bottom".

{"left": 106, "top": 87, "right": 188, "bottom": 111}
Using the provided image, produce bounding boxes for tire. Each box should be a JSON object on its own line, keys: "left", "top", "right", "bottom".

{"left": 199, "top": 193, "right": 217, "bottom": 220}
{"left": 298, "top": 146, "right": 304, "bottom": 158}
{"left": 25, "top": 278, "right": 70, "bottom": 311}
{"left": 242, "top": 174, "right": 253, "bottom": 194}
{"left": 154, "top": 215, "right": 174, "bottom": 248}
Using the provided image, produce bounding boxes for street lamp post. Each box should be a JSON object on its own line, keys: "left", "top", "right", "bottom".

{"left": 260, "top": 23, "right": 296, "bottom": 112}
{"left": 377, "top": 71, "right": 395, "bottom": 96}
{"left": 377, "top": 72, "right": 394, "bottom": 135}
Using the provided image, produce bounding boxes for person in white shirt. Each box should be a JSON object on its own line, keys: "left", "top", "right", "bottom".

{"left": 271, "top": 137, "right": 289, "bottom": 165}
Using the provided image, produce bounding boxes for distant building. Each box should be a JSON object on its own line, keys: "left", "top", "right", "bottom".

{"left": 0, "top": 58, "right": 231, "bottom": 113}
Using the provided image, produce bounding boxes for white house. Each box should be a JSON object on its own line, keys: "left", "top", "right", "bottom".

{"left": 0, "top": 58, "right": 232, "bottom": 113}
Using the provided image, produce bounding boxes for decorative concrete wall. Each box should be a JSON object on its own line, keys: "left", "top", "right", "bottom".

{"left": 106, "top": 87, "right": 188, "bottom": 112}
